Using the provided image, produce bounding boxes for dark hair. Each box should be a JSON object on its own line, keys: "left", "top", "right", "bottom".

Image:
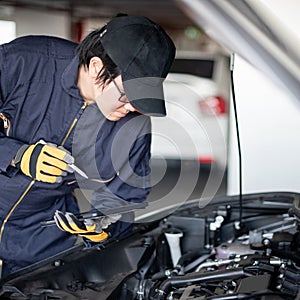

{"left": 76, "top": 26, "right": 119, "bottom": 86}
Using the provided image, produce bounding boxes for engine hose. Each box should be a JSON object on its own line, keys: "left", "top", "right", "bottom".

{"left": 177, "top": 251, "right": 198, "bottom": 266}
{"left": 152, "top": 267, "right": 248, "bottom": 300}
{"left": 151, "top": 251, "right": 198, "bottom": 280}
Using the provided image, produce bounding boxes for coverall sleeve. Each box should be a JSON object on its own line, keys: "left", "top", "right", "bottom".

{"left": 0, "top": 45, "right": 25, "bottom": 173}
{"left": 91, "top": 117, "right": 152, "bottom": 213}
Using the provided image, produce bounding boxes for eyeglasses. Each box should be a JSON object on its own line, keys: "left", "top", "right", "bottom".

{"left": 107, "top": 71, "right": 128, "bottom": 103}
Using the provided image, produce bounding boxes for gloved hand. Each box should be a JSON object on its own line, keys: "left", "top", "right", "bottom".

{"left": 54, "top": 210, "right": 121, "bottom": 243}
{"left": 14, "top": 140, "right": 74, "bottom": 183}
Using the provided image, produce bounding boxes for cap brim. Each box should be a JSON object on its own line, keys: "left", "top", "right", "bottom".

{"left": 122, "top": 76, "right": 166, "bottom": 117}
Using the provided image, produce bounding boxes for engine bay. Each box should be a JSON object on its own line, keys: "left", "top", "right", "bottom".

{"left": 0, "top": 192, "right": 299, "bottom": 299}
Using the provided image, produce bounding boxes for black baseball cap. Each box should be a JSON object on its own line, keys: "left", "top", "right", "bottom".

{"left": 100, "top": 15, "right": 176, "bottom": 117}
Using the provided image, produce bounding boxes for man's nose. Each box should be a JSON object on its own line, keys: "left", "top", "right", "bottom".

{"left": 124, "top": 102, "right": 137, "bottom": 112}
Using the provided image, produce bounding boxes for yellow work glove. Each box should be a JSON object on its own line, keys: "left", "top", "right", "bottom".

{"left": 14, "top": 140, "right": 74, "bottom": 183}
{"left": 54, "top": 210, "right": 110, "bottom": 243}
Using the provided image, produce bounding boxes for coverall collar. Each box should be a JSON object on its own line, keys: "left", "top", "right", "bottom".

{"left": 61, "top": 56, "right": 83, "bottom": 100}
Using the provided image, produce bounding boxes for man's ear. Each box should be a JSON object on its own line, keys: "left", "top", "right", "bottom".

{"left": 89, "top": 57, "right": 103, "bottom": 79}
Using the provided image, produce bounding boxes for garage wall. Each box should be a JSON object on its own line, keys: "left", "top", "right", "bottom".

{"left": 14, "top": 7, "right": 70, "bottom": 39}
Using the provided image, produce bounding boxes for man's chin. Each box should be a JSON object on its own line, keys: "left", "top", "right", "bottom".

{"left": 105, "top": 113, "right": 122, "bottom": 121}
{"left": 106, "top": 111, "right": 128, "bottom": 121}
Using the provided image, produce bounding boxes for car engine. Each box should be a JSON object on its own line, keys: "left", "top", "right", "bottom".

{"left": 117, "top": 193, "right": 300, "bottom": 300}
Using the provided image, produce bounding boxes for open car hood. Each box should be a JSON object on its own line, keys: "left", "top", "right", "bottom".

{"left": 176, "top": 0, "right": 300, "bottom": 104}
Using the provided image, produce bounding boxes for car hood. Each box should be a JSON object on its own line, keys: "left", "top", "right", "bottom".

{"left": 175, "top": 0, "right": 300, "bottom": 105}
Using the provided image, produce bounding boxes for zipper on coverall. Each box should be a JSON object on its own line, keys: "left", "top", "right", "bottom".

{"left": 0, "top": 102, "right": 87, "bottom": 276}
{"left": 0, "top": 113, "right": 11, "bottom": 136}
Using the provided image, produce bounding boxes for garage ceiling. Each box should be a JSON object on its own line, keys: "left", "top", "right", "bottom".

{"left": 0, "top": 0, "right": 194, "bottom": 30}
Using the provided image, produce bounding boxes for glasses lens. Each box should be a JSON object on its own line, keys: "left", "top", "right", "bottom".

{"left": 119, "top": 93, "right": 128, "bottom": 103}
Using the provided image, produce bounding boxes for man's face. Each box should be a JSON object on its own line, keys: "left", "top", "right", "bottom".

{"left": 95, "top": 75, "right": 137, "bottom": 121}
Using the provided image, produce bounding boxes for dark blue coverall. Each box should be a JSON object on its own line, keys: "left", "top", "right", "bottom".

{"left": 0, "top": 35, "right": 151, "bottom": 276}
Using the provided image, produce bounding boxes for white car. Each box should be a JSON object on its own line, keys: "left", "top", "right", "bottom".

{"left": 151, "top": 53, "right": 230, "bottom": 170}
